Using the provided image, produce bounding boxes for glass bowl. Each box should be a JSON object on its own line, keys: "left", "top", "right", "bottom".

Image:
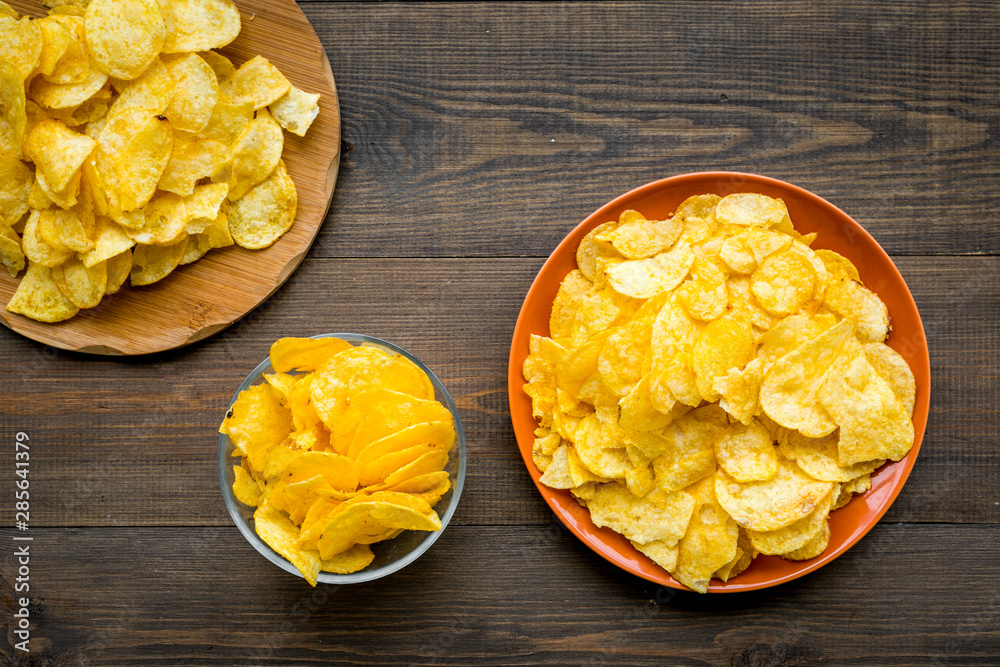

{"left": 218, "top": 333, "right": 467, "bottom": 584}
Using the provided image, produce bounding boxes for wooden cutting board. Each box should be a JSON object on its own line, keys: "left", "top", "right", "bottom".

{"left": 1, "top": 0, "right": 341, "bottom": 355}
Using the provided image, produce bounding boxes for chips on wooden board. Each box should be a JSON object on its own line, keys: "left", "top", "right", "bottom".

{"left": 221, "top": 338, "right": 456, "bottom": 585}
{"left": 523, "top": 192, "right": 916, "bottom": 592}
{"left": 1, "top": 0, "right": 321, "bottom": 323}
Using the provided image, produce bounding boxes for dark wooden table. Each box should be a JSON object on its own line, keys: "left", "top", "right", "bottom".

{"left": 2, "top": 1, "right": 998, "bottom": 664}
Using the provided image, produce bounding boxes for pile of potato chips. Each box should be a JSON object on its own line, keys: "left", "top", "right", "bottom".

{"left": 0, "top": 0, "right": 321, "bottom": 322}
{"left": 221, "top": 337, "right": 456, "bottom": 584}
{"left": 523, "top": 192, "right": 916, "bottom": 592}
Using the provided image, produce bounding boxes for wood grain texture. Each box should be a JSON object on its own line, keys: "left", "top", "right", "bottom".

{"left": 0, "top": 0, "right": 341, "bottom": 355}
{"left": 0, "top": 257, "right": 995, "bottom": 528}
{"left": 2, "top": 525, "right": 998, "bottom": 665}
{"left": 305, "top": 1, "right": 1000, "bottom": 260}
{"left": 0, "top": 1, "right": 997, "bottom": 664}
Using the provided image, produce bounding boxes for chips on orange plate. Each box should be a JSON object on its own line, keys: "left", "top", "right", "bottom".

{"left": 1, "top": 0, "right": 322, "bottom": 323}
{"left": 221, "top": 337, "right": 456, "bottom": 585}
{"left": 524, "top": 192, "right": 916, "bottom": 592}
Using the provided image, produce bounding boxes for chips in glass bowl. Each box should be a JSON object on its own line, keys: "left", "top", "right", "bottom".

{"left": 219, "top": 333, "right": 467, "bottom": 585}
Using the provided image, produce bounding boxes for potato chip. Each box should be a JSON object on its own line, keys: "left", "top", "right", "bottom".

{"left": 672, "top": 475, "right": 739, "bottom": 593}
{"left": 50, "top": 255, "right": 105, "bottom": 308}
{"left": 646, "top": 405, "right": 728, "bottom": 492}
{"left": 0, "top": 16, "right": 42, "bottom": 82}
{"left": 227, "top": 159, "right": 296, "bottom": 249}
{"left": 220, "top": 383, "right": 293, "bottom": 470}
{"left": 129, "top": 236, "right": 187, "bottom": 285}
{"left": 715, "top": 454, "right": 835, "bottom": 532}
{"left": 107, "top": 57, "right": 174, "bottom": 118}
{"left": 863, "top": 342, "right": 916, "bottom": 417}
{"left": 30, "top": 55, "right": 107, "bottom": 110}
{"left": 777, "top": 430, "right": 883, "bottom": 483}
{"left": 715, "top": 192, "right": 790, "bottom": 228}
{"left": 678, "top": 258, "right": 726, "bottom": 322}
{"left": 197, "top": 93, "right": 253, "bottom": 146}
{"left": 24, "top": 119, "right": 95, "bottom": 193}
{"left": 692, "top": 315, "right": 755, "bottom": 402}
{"left": 85, "top": 0, "right": 165, "bottom": 80}
{"left": 199, "top": 50, "right": 235, "bottom": 82}
{"left": 115, "top": 114, "right": 174, "bottom": 213}
{"left": 6, "top": 261, "right": 79, "bottom": 322}
{"left": 631, "top": 538, "right": 679, "bottom": 573}
{"left": 714, "top": 420, "right": 778, "bottom": 483}
{"left": 673, "top": 193, "right": 720, "bottom": 244}
{"left": 232, "top": 464, "right": 262, "bottom": 506}
{"left": 823, "top": 274, "right": 889, "bottom": 343}
{"left": 81, "top": 216, "right": 134, "bottom": 266}
{"left": 118, "top": 191, "right": 186, "bottom": 244}
{"left": 750, "top": 246, "right": 818, "bottom": 317}
{"left": 0, "top": 156, "right": 32, "bottom": 226}
{"left": 220, "top": 55, "right": 291, "bottom": 110}
{"left": 254, "top": 502, "right": 322, "bottom": 586}
{"left": 270, "top": 337, "right": 354, "bottom": 374}
{"left": 213, "top": 107, "right": 283, "bottom": 201}
{"left": 782, "top": 520, "right": 830, "bottom": 561}
{"left": 605, "top": 241, "right": 694, "bottom": 299}
{"left": 160, "top": 0, "right": 241, "bottom": 53}
{"left": 21, "top": 210, "right": 73, "bottom": 266}
{"left": 587, "top": 482, "right": 696, "bottom": 545}
{"left": 0, "top": 225, "right": 25, "bottom": 277}
{"left": 746, "top": 491, "right": 833, "bottom": 556}
{"left": 161, "top": 52, "right": 219, "bottom": 133}
{"left": 817, "top": 351, "right": 914, "bottom": 467}
{"left": 713, "top": 357, "right": 762, "bottom": 426}
{"left": 759, "top": 318, "right": 854, "bottom": 438}
{"left": 103, "top": 248, "right": 131, "bottom": 294}
{"left": 815, "top": 248, "right": 859, "bottom": 283}
{"left": 269, "top": 84, "right": 320, "bottom": 137}
{"left": 0, "top": 61, "right": 27, "bottom": 159}
{"left": 598, "top": 209, "right": 683, "bottom": 259}
{"left": 158, "top": 136, "right": 228, "bottom": 196}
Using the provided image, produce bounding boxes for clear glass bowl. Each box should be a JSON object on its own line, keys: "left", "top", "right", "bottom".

{"left": 218, "top": 333, "right": 467, "bottom": 584}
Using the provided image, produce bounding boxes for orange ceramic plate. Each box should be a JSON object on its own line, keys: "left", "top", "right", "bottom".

{"left": 507, "top": 172, "right": 930, "bottom": 593}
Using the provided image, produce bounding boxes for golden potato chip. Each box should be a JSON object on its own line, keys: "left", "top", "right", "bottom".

{"left": 531, "top": 431, "right": 561, "bottom": 473}
{"left": 361, "top": 443, "right": 440, "bottom": 488}
{"left": 759, "top": 318, "right": 854, "bottom": 438}
{"left": 598, "top": 209, "right": 683, "bottom": 259}
{"left": 129, "top": 237, "right": 187, "bottom": 285}
{"left": 750, "top": 246, "right": 817, "bottom": 317}
{"left": 85, "top": 0, "right": 165, "bottom": 80}
{"left": 713, "top": 358, "right": 762, "bottom": 426}
{"left": 161, "top": 52, "right": 219, "bottom": 133}
{"left": 605, "top": 241, "right": 694, "bottom": 299}
{"left": 673, "top": 193, "right": 720, "bottom": 244}
{"left": 227, "top": 159, "right": 296, "bottom": 249}
{"left": 50, "top": 255, "right": 105, "bottom": 308}
{"left": 21, "top": 210, "right": 73, "bottom": 266}
{"left": 158, "top": 136, "right": 228, "bottom": 196}
{"left": 118, "top": 191, "right": 187, "bottom": 244}
{"left": 815, "top": 248, "right": 860, "bottom": 283}
{"left": 6, "top": 261, "right": 79, "bottom": 322}
{"left": 35, "top": 16, "right": 74, "bottom": 79}
{"left": 47, "top": 89, "right": 111, "bottom": 127}
{"left": 823, "top": 274, "right": 889, "bottom": 343}
{"left": 354, "top": 421, "right": 455, "bottom": 474}
{"left": 269, "top": 84, "right": 320, "bottom": 137}
{"left": 116, "top": 114, "right": 174, "bottom": 213}
{"left": 715, "top": 530, "right": 755, "bottom": 582}
{"left": 316, "top": 498, "right": 440, "bottom": 560}
{"left": 197, "top": 93, "right": 253, "bottom": 146}
{"left": 254, "top": 502, "right": 322, "bottom": 586}
{"left": 587, "top": 482, "right": 696, "bottom": 545}
{"left": 692, "top": 315, "right": 754, "bottom": 402}
{"left": 672, "top": 475, "right": 739, "bottom": 593}
{"left": 572, "top": 414, "right": 630, "bottom": 479}
{"left": 0, "top": 156, "right": 32, "bottom": 226}
{"left": 678, "top": 258, "right": 726, "bottom": 322}
{"left": 103, "top": 248, "right": 131, "bottom": 294}
{"left": 31, "top": 56, "right": 108, "bottom": 110}
{"left": 24, "top": 119, "right": 95, "bottom": 193}
{"left": 38, "top": 197, "right": 93, "bottom": 252}
{"left": 575, "top": 221, "right": 622, "bottom": 284}
{"left": 213, "top": 107, "right": 283, "bottom": 201}
{"left": 755, "top": 314, "right": 826, "bottom": 373}
{"left": 0, "top": 3, "right": 17, "bottom": 19}
{"left": 619, "top": 375, "right": 680, "bottom": 432}
{"left": 714, "top": 420, "right": 778, "bottom": 483}
{"left": 81, "top": 216, "right": 134, "bottom": 267}
{"left": 199, "top": 50, "right": 236, "bottom": 82}
{"left": 0, "top": 61, "right": 27, "bottom": 159}
{"left": 817, "top": 351, "right": 914, "bottom": 467}
{"left": 631, "top": 538, "right": 679, "bottom": 573}
{"left": 644, "top": 405, "right": 728, "bottom": 492}
{"left": 198, "top": 206, "right": 233, "bottom": 249}
{"left": 270, "top": 337, "right": 354, "bottom": 374}
{"left": 863, "top": 342, "right": 916, "bottom": 417}
{"left": 220, "top": 383, "right": 293, "bottom": 470}
{"left": 220, "top": 54, "right": 291, "bottom": 110}
{"left": 334, "top": 385, "right": 442, "bottom": 450}
{"left": 0, "top": 225, "right": 25, "bottom": 276}
{"left": 321, "top": 543, "right": 375, "bottom": 574}
{"left": 715, "top": 192, "right": 789, "bottom": 228}
{"left": 777, "top": 430, "right": 883, "bottom": 483}
{"left": 782, "top": 520, "right": 830, "bottom": 561}
{"left": 0, "top": 16, "right": 42, "bottom": 82}
{"left": 160, "top": 0, "right": 241, "bottom": 53}
{"left": 715, "top": 454, "right": 835, "bottom": 532}
{"left": 232, "top": 464, "right": 262, "bottom": 506}
{"left": 746, "top": 491, "right": 833, "bottom": 556}
{"left": 108, "top": 57, "right": 174, "bottom": 118}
